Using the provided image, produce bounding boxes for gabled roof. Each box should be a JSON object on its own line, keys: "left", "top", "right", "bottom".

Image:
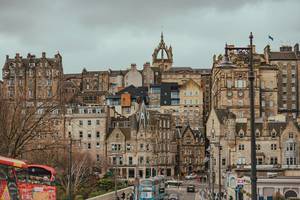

{"left": 180, "top": 125, "right": 203, "bottom": 141}
{"left": 106, "top": 127, "right": 131, "bottom": 140}
{"left": 180, "top": 78, "right": 201, "bottom": 88}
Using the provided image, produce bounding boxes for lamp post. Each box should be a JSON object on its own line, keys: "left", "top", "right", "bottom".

{"left": 218, "top": 144, "right": 222, "bottom": 200}
{"left": 224, "top": 32, "right": 256, "bottom": 200}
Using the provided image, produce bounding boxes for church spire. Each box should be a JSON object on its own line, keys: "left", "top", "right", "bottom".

{"left": 161, "top": 32, "right": 164, "bottom": 43}
{"left": 152, "top": 32, "right": 173, "bottom": 71}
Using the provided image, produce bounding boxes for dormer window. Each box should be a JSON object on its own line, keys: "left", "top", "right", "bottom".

{"left": 271, "top": 130, "right": 277, "bottom": 139}
{"left": 255, "top": 129, "right": 260, "bottom": 137}
{"left": 239, "top": 130, "right": 245, "bottom": 138}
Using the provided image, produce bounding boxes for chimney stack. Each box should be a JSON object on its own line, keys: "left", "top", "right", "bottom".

{"left": 294, "top": 43, "right": 299, "bottom": 53}
{"left": 6, "top": 55, "right": 9, "bottom": 61}
{"left": 130, "top": 63, "right": 137, "bottom": 70}
{"left": 42, "top": 52, "right": 46, "bottom": 58}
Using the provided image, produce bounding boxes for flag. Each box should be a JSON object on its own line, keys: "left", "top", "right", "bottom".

{"left": 268, "top": 35, "right": 274, "bottom": 41}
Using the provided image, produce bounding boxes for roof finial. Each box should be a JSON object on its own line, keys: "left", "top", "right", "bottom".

{"left": 161, "top": 31, "right": 164, "bottom": 42}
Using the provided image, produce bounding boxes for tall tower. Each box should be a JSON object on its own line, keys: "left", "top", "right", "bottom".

{"left": 152, "top": 32, "right": 173, "bottom": 71}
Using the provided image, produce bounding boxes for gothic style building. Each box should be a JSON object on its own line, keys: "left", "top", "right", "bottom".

{"left": 2, "top": 52, "right": 63, "bottom": 102}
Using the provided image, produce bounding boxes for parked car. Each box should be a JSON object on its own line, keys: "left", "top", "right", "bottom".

{"left": 185, "top": 174, "right": 197, "bottom": 180}
{"left": 168, "top": 193, "right": 179, "bottom": 200}
{"left": 187, "top": 184, "right": 195, "bottom": 193}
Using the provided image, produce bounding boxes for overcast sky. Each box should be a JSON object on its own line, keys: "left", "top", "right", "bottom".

{"left": 0, "top": 0, "right": 299, "bottom": 77}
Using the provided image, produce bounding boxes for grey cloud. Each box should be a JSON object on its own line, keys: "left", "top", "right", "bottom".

{"left": 0, "top": 0, "right": 299, "bottom": 77}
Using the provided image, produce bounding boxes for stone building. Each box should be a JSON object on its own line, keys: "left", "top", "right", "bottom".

{"left": 0, "top": 80, "right": 3, "bottom": 98}
{"left": 179, "top": 79, "right": 204, "bottom": 130}
{"left": 81, "top": 68, "right": 109, "bottom": 92}
{"left": 264, "top": 44, "right": 300, "bottom": 118}
{"left": 2, "top": 52, "right": 63, "bottom": 102}
{"left": 176, "top": 125, "right": 205, "bottom": 176}
{"left": 212, "top": 45, "right": 278, "bottom": 119}
{"left": 105, "top": 102, "right": 177, "bottom": 180}
{"left": 206, "top": 105, "right": 300, "bottom": 198}
{"left": 161, "top": 67, "right": 211, "bottom": 128}
{"left": 65, "top": 105, "right": 108, "bottom": 169}
{"left": 108, "top": 69, "right": 126, "bottom": 94}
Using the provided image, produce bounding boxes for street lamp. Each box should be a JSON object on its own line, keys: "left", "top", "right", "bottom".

{"left": 224, "top": 32, "right": 256, "bottom": 200}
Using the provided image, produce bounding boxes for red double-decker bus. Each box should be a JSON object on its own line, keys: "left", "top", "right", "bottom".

{"left": 0, "top": 156, "right": 56, "bottom": 200}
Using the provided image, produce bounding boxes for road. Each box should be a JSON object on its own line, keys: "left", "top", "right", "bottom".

{"left": 165, "top": 179, "right": 207, "bottom": 200}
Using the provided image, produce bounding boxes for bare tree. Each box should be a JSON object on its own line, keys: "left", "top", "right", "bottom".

{"left": 56, "top": 151, "right": 94, "bottom": 195}
{"left": 0, "top": 95, "right": 63, "bottom": 158}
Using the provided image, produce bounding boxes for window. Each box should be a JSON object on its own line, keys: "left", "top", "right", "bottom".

{"left": 126, "top": 144, "right": 131, "bottom": 151}
{"left": 227, "top": 79, "right": 232, "bottom": 88}
{"left": 140, "top": 144, "right": 144, "bottom": 150}
{"left": 238, "top": 144, "right": 245, "bottom": 150}
{"left": 257, "top": 158, "right": 263, "bottom": 165}
{"left": 88, "top": 120, "right": 92, "bottom": 125}
{"left": 96, "top": 120, "right": 100, "bottom": 125}
{"left": 96, "top": 154, "right": 100, "bottom": 162}
{"left": 262, "top": 100, "right": 265, "bottom": 107}
{"left": 79, "top": 131, "right": 83, "bottom": 138}
{"left": 222, "top": 158, "right": 226, "bottom": 166}
{"left": 96, "top": 131, "right": 100, "bottom": 138}
{"left": 119, "top": 156, "right": 123, "bottom": 165}
{"left": 79, "top": 120, "right": 83, "bottom": 126}
{"left": 270, "top": 157, "right": 278, "bottom": 165}
{"left": 88, "top": 132, "right": 91, "bottom": 138}
{"left": 271, "top": 144, "right": 277, "bottom": 150}
{"left": 289, "top": 133, "right": 294, "bottom": 138}
{"left": 238, "top": 100, "right": 243, "bottom": 106}
{"left": 129, "top": 157, "right": 133, "bottom": 165}
{"left": 237, "top": 157, "right": 246, "bottom": 165}
{"left": 269, "top": 101, "right": 273, "bottom": 107}
{"left": 47, "top": 79, "right": 52, "bottom": 86}
{"left": 87, "top": 143, "right": 91, "bottom": 149}
{"left": 96, "top": 142, "right": 100, "bottom": 148}
{"left": 139, "top": 156, "right": 144, "bottom": 164}
{"left": 236, "top": 79, "right": 245, "bottom": 88}
{"left": 256, "top": 144, "right": 261, "bottom": 150}
{"left": 47, "top": 89, "right": 52, "bottom": 97}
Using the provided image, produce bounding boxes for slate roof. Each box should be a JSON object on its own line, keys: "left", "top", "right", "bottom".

{"left": 268, "top": 121, "right": 287, "bottom": 133}
{"left": 269, "top": 52, "right": 297, "bottom": 60}
{"left": 215, "top": 109, "right": 236, "bottom": 124}
{"left": 236, "top": 123, "right": 247, "bottom": 134}
{"left": 116, "top": 85, "right": 148, "bottom": 96}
